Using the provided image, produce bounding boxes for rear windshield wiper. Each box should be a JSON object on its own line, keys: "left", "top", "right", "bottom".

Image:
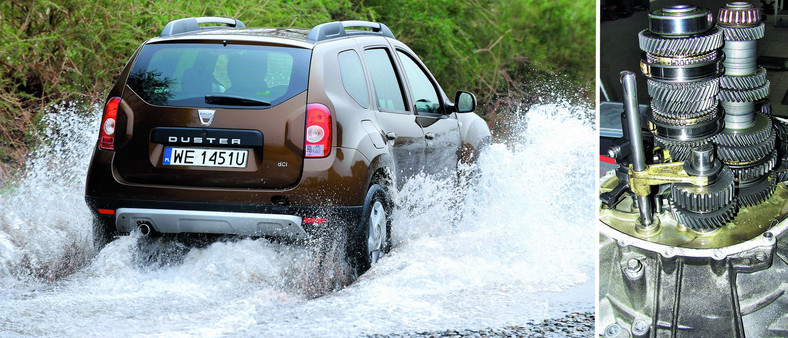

{"left": 205, "top": 95, "right": 271, "bottom": 107}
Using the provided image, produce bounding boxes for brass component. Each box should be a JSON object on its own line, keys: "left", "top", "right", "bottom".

{"left": 601, "top": 177, "right": 788, "bottom": 249}
{"left": 628, "top": 162, "right": 709, "bottom": 196}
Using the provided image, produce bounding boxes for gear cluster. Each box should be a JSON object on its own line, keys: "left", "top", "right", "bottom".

{"left": 639, "top": 5, "right": 723, "bottom": 163}
{"left": 712, "top": 1, "right": 776, "bottom": 210}
{"left": 636, "top": 2, "right": 780, "bottom": 232}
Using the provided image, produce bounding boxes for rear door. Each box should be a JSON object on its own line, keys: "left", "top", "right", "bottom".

{"left": 114, "top": 41, "right": 311, "bottom": 189}
{"left": 394, "top": 48, "right": 461, "bottom": 177}
{"left": 363, "top": 47, "right": 426, "bottom": 187}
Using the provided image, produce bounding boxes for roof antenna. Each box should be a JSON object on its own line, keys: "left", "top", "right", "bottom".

{"left": 286, "top": 1, "right": 313, "bottom": 27}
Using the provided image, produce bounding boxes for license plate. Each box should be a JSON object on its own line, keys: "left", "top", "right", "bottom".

{"left": 163, "top": 147, "right": 248, "bottom": 168}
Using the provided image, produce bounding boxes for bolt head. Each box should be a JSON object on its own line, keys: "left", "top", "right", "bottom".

{"left": 627, "top": 258, "right": 643, "bottom": 272}
{"left": 632, "top": 319, "right": 650, "bottom": 335}
{"left": 604, "top": 324, "right": 623, "bottom": 337}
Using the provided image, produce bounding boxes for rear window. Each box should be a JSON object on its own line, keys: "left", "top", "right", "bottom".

{"left": 126, "top": 43, "right": 311, "bottom": 108}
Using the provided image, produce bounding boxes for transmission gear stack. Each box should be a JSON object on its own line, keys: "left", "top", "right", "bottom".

{"left": 600, "top": 2, "right": 788, "bottom": 336}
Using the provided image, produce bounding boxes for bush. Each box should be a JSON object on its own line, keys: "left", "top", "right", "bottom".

{"left": 0, "top": 0, "right": 593, "bottom": 167}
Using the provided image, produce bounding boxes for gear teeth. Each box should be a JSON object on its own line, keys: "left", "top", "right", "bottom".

{"left": 777, "top": 170, "right": 788, "bottom": 183}
{"left": 738, "top": 174, "right": 777, "bottom": 207}
{"left": 716, "top": 128, "right": 776, "bottom": 163}
{"left": 670, "top": 167, "right": 737, "bottom": 232}
{"left": 639, "top": 28, "right": 724, "bottom": 57}
{"left": 718, "top": 23, "right": 765, "bottom": 41}
{"left": 647, "top": 78, "right": 719, "bottom": 102}
{"left": 646, "top": 51, "right": 720, "bottom": 66}
{"left": 713, "top": 114, "right": 773, "bottom": 146}
{"left": 718, "top": 82, "right": 770, "bottom": 102}
{"left": 652, "top": 97, "right": 717, "bottom": 113}
{"left": 671, "top": 167, "right": 735, "bottom": 213}
{"left": 652, "top": 105, "right": 719, "bottom": 126}
{"left": 651, "top": 102, "right": 718, "bottom": 121}
{"left": 672, "top": 198, "right": 738, "bottom": 232}
{"left": 719, "top": 67, "right": 768, "bottom": 90}
{"left": 654, "top": 136, "right": 712, "bottom": 161}
{"left": 730, "top": 151, "right": 778, "bottom": 182}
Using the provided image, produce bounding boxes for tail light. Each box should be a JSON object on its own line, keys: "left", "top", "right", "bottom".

{"left": 99, "top": 97, "right": 121, "bottom": 150}
{"left": 305, "top": 103, "right": 332, "bottom": 158}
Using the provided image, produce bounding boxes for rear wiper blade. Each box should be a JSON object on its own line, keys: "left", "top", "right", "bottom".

{"left": 205, "top": 95, "right": 271, "bottom": 106}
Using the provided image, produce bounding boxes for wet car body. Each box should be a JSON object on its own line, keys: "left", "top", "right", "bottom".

{"left": 85, "top": 18, "right": 491, "bottom": 270}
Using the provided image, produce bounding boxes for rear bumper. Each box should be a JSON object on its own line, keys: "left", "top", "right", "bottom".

{"left": 86, "top": 196, "right": 362, "bottom": 239}
{"left": 116, "top": 208, "right": 306, "bottom": 239}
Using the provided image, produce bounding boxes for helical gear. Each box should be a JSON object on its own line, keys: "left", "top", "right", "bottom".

{"left": 647, "top": 78, "right": 719, "bottom": 102}
{"left": 738, "top": 173, "right": 777, "bottom": 207}
{"left": 654, "top": 136, "right": 712, "bottom": 161}
{"left": 718, "top": 82, "right": 770, "bottom": 102}
{"left": 719, "top": 67, "right": 767, "bottom": 90}
{"left": 639, "top": 28, "right": 723, "bottom": 57}
{"left": 671, "top": 166, "right": 735, "bottom": 212}
{"left": 652, "top": 97, "right": 717, "bottom": 113}
{"left": 777, "top": 170, "right": 788, "bottom": 183}
{"left": 729, "top": 151, "right": 777, "bottom": 182}
{"left": 672, "top": 197, "right": 738, "bottom": 232}
{"left": 716, "top": 129, "right": 776, "bottom": 163}
{"left": 651, "top": 101, "right": 718, "bottom": 121}
{"left": 713, "top": 113, "right": 773, "bottom": 146}
{"left": 718, "top": 23, "right": 765, "bottom": 41}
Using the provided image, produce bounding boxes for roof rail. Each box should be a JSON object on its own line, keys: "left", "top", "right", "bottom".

{"left": 160, "top": 17, "right": 246, "bottom": 37}
{"left": 306, "top": 21, "right": 394, "bottom": 42}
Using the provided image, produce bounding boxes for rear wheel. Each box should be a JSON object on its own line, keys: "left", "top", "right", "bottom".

{"left": 350, "top": 184, "right": 391, "bottom": 274}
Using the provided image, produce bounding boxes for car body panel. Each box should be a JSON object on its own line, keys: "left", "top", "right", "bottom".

{"left": 85, "top": 22, "right": 490, "bottom": 239}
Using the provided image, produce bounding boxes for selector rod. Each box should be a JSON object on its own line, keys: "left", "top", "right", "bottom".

{"left": 621, "top": 71, "right": 654, "bottom": 227}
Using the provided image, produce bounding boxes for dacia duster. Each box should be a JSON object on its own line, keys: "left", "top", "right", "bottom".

{"left": 85, "top": 17, "right": 491, "bottom": 272}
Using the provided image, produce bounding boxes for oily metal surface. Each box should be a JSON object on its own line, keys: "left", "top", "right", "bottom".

{"left": 719, "top": 23, "right": 765, "bottom": 41}
{"left": 719, "top": 67, "right": 768, "bottom": 90}
{"left": 600, "top": 176, "right": 788, "bottom": 249}
{"left": 638, "top": 28, "right": 723, "bottom": 57}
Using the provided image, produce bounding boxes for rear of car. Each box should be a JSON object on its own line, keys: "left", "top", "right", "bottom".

{"left": 86, "top": 18, "right": 491, "bottom": 273}
{"left": 85, "top": 28, "right": 366, "bottom": 242}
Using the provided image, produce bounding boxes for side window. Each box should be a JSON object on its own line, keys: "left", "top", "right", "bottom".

{"left": 338, "top": 50, "right": 370, "bottom": 108}
{"left": 397, "top": 51, "right": 441, "bottom": 114}
{"left": 364, "top": 48, "right": 407, "bottom": 112}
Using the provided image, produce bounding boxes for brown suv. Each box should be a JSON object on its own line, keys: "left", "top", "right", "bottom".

{"left": 84, "top": 17, "right": 491, "bottom": 272}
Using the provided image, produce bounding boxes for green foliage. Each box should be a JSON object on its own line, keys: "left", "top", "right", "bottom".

{"left": 0, "top": 0, "right": 593, "bottom": 167}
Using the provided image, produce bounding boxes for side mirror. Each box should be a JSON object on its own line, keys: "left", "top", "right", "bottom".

{"left": 454, "top": 91, "right": 476, "bottom": 113}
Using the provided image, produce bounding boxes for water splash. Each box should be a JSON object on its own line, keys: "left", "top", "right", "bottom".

{"left": 0, "top": 99, "right": 595, "bottom": 335}
{"left": 0, "top": 103, "right": 99, "bottom": 284}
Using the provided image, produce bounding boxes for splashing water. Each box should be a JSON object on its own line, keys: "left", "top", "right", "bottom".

{"left": 0, "top": 100, "right": 595, "bottom": 336}
{"left": 0, "top": 103, "right": 99, "bottom": 283}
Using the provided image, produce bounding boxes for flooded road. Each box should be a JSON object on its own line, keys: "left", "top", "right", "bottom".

{"left": 0, "top": 101, "right": 595, "bottom": 336}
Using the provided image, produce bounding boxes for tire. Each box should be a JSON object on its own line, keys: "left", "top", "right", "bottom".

{"left": 91, "top": 215, "right": 117, "bottom": 252}
{"left": 350, "top": 184, "right": 391, "bottom": 274}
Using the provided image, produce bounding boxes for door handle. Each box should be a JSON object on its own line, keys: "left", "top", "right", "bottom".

{"left": 385, "top": 132, "right": 397, "bottom": 140}
{"left": 425, "top": 132, "right": 435, "bottom": 140}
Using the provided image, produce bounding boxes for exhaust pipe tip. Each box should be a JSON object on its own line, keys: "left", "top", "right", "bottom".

{"left": 138, "top": 222, "right": 152, "bottom": 236}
